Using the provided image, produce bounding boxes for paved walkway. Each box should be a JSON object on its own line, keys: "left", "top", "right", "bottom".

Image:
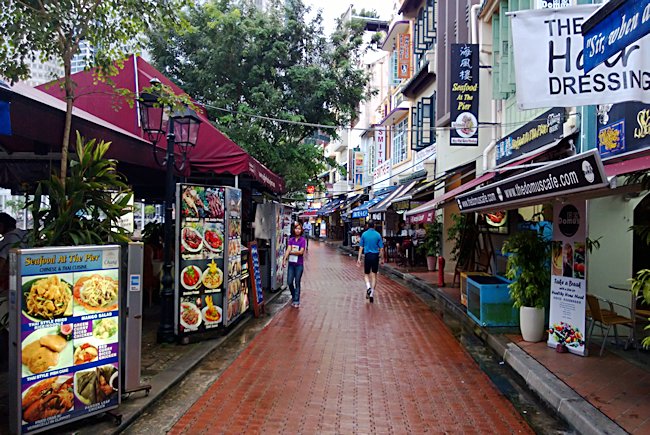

{"left": 170, "top": 243, "right": 532, "bottom": 434}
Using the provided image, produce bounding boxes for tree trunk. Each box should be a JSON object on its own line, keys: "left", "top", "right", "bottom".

{"left": 60, "top": 53, "right": 74, "bottom": 190}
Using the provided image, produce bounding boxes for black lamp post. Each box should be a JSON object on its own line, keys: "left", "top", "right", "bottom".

{"left": 139, "top": 78, "right": 202, "bottom": 343}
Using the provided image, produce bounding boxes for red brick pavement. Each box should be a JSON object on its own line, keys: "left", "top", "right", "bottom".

{"left": 170, "top": 243, "right": 532, "bottom": 434}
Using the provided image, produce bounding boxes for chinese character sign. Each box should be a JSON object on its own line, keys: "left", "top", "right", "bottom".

{"left": 450, "top": 44, "right": 479, "bottom": 146}
{"left": 398, "top": 33, "right": 412, "bottom": 79}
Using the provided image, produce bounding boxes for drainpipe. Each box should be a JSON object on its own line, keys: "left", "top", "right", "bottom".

{"left": 470, "top": 4, "right": 481, "bottom": 46}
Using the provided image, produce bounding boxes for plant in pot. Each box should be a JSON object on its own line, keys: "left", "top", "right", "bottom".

{"left": 501, "top": 228, "right": 551, "bottom": 342}
{"left": 417, "top": 222, "right": 442, "bottom": 271}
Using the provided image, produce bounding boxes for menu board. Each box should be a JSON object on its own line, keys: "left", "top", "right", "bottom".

{"left": 11, "top": 246, "right": 121, "bottom": 434}
{"left": 240, "top": 248, "right": 250, "bottom": 316}
{"left": 273, "top": 208, "right": 291, "bottom": 290}
{"left": 176, "top": 184, "right": 226, "bottom": 336}
{"left": 224, "top": 187, "right": 245, "bottom": 326}
{"left": 248, "top": 242, "right": 264, "bottom": 317}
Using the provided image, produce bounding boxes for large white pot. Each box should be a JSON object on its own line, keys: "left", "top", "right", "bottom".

{"left": 519, "top": 306, "right": 545, "bottom": 342}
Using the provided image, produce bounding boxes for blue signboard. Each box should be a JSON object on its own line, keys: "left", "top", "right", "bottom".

{"left": 583, "top": 0, "right": 650, "bottom": 73}
{"left": 596, "top": 102, "right": 650, "bottom": 159}
{"left": 0, "top": 100, "right": 11, "bottom": 136}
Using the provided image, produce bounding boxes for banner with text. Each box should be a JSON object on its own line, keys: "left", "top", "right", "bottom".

{"left": 450, "top": 44, "right": 479, "bottom": 146}
{"left": 511, "top": 5, "right": 650, "bottom": 110}
{"left": 398, "top": 33, "right": 412, "bottom": 79}
{"left": 548, "top": 200, "right": 588, "bottom": 356}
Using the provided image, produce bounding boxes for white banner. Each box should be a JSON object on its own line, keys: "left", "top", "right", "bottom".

{"left": 548, "top": 200, "right": 587, "bottom": 357}
{"left": 511, "top": 5, "right": 650, "bottom": 110}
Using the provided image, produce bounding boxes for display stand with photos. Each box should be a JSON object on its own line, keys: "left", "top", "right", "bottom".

{"left": 248, "top": 242, "right": 265, "bottom": 318}
{"left": 9, "top": 245, "right": 122, "bottom": 435}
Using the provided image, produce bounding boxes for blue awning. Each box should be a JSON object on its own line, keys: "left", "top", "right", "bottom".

{"left": 349, "top": 187, "right": 396, "bottom": 219}
{"left": 317, "top": 197, "right": 345, "bottom": 216}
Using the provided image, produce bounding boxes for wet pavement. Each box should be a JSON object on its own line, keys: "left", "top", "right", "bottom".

{"left": 163, "top": 242, "right": 534, "bottom": 434}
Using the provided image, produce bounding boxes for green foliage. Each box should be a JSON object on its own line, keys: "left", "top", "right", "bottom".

{"left": 446, "top": 214, "right": 476, "bottom": 263}
{"left": 416, "top": 222, "right": 442, "bottom": 257}
{"left": 147, "top": 0, "right": 374, "bottom": 193}
{"left": 142, "top": 221, "right": 164, "bottom": 245}
{"left": 630, "top": 269, "right": 650, "bottom": 349}
{"left": 144, "top": 205, "right": 157, "bottom": 217}
{"left": 501, "top": 229, "right": 551, "bottom": 309}
{"left": 5, "top": 197, "right": 26, "bottom": 216}
{"left": 28, "top": 132, "right": 133, "bottom": 247}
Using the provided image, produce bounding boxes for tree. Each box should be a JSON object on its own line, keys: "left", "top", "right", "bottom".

{"left": 0, "top": 0, "right": 188, "bottom": 188}
{"left": 5, "top": 197, "right": 26, "bottom": 216}
{"left": 147, "top": 0, "right": 376, "bottom": 193}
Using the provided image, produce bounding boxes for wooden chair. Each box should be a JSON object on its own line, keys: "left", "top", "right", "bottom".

{"left": 586, "top": 294, "right": 634, "bottom": 356}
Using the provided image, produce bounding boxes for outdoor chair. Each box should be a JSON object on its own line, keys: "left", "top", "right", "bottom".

{"left": 586, "top": 294, "right": 635, "bottom": 356}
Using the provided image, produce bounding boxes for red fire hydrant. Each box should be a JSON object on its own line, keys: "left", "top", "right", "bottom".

{"left": 437, "top": 256, "right": 445, "bottom": 287}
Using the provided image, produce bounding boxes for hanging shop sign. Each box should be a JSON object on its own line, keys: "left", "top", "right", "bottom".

{"left": 354, "top": 152, "right": 365, "bottom": 190}
{"left": 548, "top": 200, "right": 588, "bottom": 356}
{"left": 511, "top": 5, "right": 650, "bottom": 110}
{"left": 456, "top": 150, "right": 608, "bottom": 213}
{"left": 583, "top": 0, "right": 650, "bottom": 73}
{"left": 175, "top": 184, "right": 244, "bottom": 338}
{"left": 398, "top": 33, "right": 412, "bottom": 79}
{"left": 496, "top": 108, "right": 565, "bottom": 166}
{"left": 450, "top": 44, "right": 479, "bottom": 146}
{"left": 597, "top": 102, "right": 650, "bottom": 159}
{"left": 535, "top": 0, "right": 571, "bottom": 8}
{"left": 9, "top": 245, "right": 121, "bottom": 434}
{"left": 375, "top": 128, "right": 386, "bottom": 167}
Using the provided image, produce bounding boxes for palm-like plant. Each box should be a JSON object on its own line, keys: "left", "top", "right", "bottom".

{"left": 29, "top": 132, "right": 133, "bottom": 247}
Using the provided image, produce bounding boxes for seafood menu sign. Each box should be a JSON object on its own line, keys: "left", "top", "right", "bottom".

{"left": 450, "top": 43, "right": 479, "bottom": 146}
{"left": 176, "top": 184, "right": 227, "bottom": 337}
{"left": 548, "top": 200, "right": 588, "bottom": 356}
{"left": 9, "top": 245, "right": 121, "bottom": 434}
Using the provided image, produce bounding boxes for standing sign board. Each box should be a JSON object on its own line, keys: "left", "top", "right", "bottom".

{"left": 247, "top": 242, "right": 264, "bottom": 317}
{"left": 511, "top": 5, "right": 650, "bottom": 110}
{"left": 9, "top": 245, "right": 121, "bottom": 434}
{"left": 548, "top": 200, "right": 588, "bottom": 356}
{"left": 224, "top": 187, "right": 245, "bottom": 326}
{"left": 176, "top": 184, "right": 226, "bottom": 337}
{"left": 583, "top": 0, "right": 650, "bottom": 73}
{"left": 450, "top": 44, "right": 479, "bottom": 146}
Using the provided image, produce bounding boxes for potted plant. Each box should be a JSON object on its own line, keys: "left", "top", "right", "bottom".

{"left": 501, "top": 228, "right": 551, "bottom": 342}
{"left": 417, "top": 222, "right": 442, "bottom": 271}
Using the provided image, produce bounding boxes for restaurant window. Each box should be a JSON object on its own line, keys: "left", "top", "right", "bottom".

{"left": 391, "top": 118, "right": 408, "bottom": 166}
{"left": 414, "top": 0, "right": 436, "bottom": 72}
{"left": 411, "top": 94, "right": 435, "bottom": 151}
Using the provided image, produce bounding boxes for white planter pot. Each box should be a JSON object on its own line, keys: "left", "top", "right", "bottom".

{"left": 426, "top": 256, "right": 437, "bottom": 271}
{"left": 519, "top": 306, "right": 545, "bottom": 342}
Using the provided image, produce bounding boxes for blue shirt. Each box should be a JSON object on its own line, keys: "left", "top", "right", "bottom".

{"left": 359, "top": 228, "right": 384, "bottom": 254}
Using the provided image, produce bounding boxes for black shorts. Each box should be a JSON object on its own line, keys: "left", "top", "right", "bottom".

{"left": 364, "top": 252, "right": 380, "bottom": 274}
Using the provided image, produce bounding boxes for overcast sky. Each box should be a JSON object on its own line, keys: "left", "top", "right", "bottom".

{"left": 303, "top": 0, "right": 396, "bottom": 34}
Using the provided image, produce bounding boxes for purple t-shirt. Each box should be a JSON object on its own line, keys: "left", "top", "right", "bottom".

{"left": 287, "top": 236, "right": 306, "bottom": 265}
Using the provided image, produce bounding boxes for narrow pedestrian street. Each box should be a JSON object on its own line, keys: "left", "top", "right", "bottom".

{"left": 166, "top": 242, "right": 531, "bottom": 434}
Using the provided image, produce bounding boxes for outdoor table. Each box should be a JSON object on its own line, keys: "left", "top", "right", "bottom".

{"left": 608, "top": 283, "right": 641, "bottom": 349}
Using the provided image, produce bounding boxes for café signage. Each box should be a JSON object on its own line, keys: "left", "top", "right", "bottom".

{"left": 450, "top": 44, "right": 479, "bottom": 146}
{"left": 597, "top": 102, "right": 650, "bottom": 159}
{"left": 496, "top": 107, "right": 565, "bottom": 166}
{"left": 583, "top": 0, "right": 650, "bottom": 73}
{"left": 456, "top": 150, "right": 608, "bottom": 213}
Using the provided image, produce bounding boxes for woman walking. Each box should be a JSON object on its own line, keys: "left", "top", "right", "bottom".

{"left": 283, "top": 222, "right": 307, "bottom": 308}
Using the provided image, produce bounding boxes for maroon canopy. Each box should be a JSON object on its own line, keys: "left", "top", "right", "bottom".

{"left": 38, "top": 56, "right": 284, "bottom": 193}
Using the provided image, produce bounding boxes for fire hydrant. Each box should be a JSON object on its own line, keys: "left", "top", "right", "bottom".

{"left": 437, "top": 256, "right": 445, "bottom": 287}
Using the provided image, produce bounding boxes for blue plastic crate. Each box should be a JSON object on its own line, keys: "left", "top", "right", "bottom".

{"left": 466, "top": 275, "right": 519, "bottom": 327}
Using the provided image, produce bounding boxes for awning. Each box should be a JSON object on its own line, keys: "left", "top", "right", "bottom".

{"left": 298, "top": 209, "right": 319, "bottom": 218}
{"left": 381, "top": 20, "right": 410, "bottom": 51}
{"left": 456, "top": 150, "right": 609, "bottom": 213}
{"left": 37, "top": 56, "right": 284, "bottom": 193}
{"left": 390, "top": 180, "right": 424, "bottom": 203}
{"left": 604, "top": 153, "right": 650, "bottom": 178}
{"left": 317, "top": 197, "right": 344, "bottom": 216}
{"left": 368, "top": 183, "right": 412, "bottom": 214}
{"left": 349, "top": 187, "right": 396, "bottom": 219}
{"left": 336, "top": 194, "right": 365, "bottom": 214}
{"left": 378, "top": 106, "right": 409, "bottom": 127}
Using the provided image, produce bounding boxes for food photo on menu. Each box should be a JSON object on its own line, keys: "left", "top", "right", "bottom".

{"left": 180, "top": 263, "right": 203, "bottom": 292}
{"left": 181, "top": 185, "right": 208, "bottom": 219}
{"left": 21, "top": 375, "right": 74, "bottom": 424}
{"left": 72, "top": 270, "right": 119, "bottom": 316}
{"left": 179, "top": 297, "right": 203, "bottom": 332}
{"left": 74, "top": 364, "right": 119, "bottom": 406}
{"left": 72, "top": 316, "right": 119, "bottom": 367}
{"left": 202, "top": 295, "right": 222, "bottom": 328}
{"left": 180, "top": 223, "right": 205, "bottom": 260}
{"left": 22, "top": 274, "right": 74, "bottom": 322}
{"left": 205, "top": 187, "right": 225, "bottom": 219}
{"left": 203, "top": 222, "right": 224, "bottom": 257}
{"left": 21, "top": 325, "right": 73, "bottom": 376}
{"left": 202, "top": 259, "right": 223, "bottom": 291}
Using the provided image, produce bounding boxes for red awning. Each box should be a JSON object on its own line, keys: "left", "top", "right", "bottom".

{"left": 37, "top": 56, "right": 284, "bottom": 193}
{"left": 604, "top": 153, "right": 650, "bottom": 178}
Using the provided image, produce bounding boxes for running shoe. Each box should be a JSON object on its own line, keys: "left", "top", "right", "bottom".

{"left": 369, "top": 287, "right": 374, "bottom": 303}
{"left": 366, "top": 288, "right": 371, "bottom": 299}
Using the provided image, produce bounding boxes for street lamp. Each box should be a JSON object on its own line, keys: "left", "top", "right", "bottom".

{"left": 139, "top": 77, "right": 202, "bottom": 343}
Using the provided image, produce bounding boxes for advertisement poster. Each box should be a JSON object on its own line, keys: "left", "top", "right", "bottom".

{"left": 548, "top": 200, "right": 588, "bottom": 356}
{"left": 273, "top": 207, "right": 291, "bottom": 290}
{"left": 248, "top": 242, "right": 264, "bottom": 317}
{"left": 450, "top": 43, "right": 479, "bottom": 146}
{"left": 224, "top": 187, "right": 245, "bottom": 326}
{"left": 511, "top": 5, "right": 650, "bottom": 110}
{"left": 176, "top": 184, "right": 226, "bottom": 336}
{"left": 12, "top": 246, "right": 121, "bottom": 434}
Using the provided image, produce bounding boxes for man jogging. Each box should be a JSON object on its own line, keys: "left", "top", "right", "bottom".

{"left": 356, "top": 220, "right": 384, "bottom": 303}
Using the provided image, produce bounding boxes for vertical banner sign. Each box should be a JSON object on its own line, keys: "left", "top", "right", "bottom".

{"left": 548, "top": 200, "right": 588, "bottom": 357}
{"left": 176, "top": 184, "right": 226, "bottom": 337}
{"left": 450, "top": 44, "right": 479, "bottom": 146}
{"left": 354, "top": 152, "right": 365, "bottom": 190}
{"left": 398, "top": 33, "right": 412, "bottom": 79}
{"left": 10, "top": 246, "right": 121, "bottom": 434}
{"left": 247, "top": 242, "right": 264, "bottom": 318}
{"left": 375, "top": 129, "right": 385, "bottom": 168}
{"left": 224, "top": 187, "right": 244, "bottom": 326}
{"left": 274, "top": 206, "right": 291, "bottom": 290}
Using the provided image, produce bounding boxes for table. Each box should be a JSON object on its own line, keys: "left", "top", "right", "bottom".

{"left": 608, "top": 283, "right": 642, "bottom": 350}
